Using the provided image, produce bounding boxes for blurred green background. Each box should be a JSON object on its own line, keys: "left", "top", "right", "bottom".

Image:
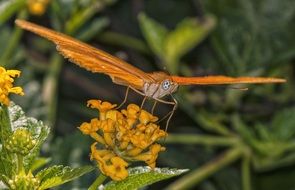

{"left": 0, "top": 0, "right": 294, "bottom": 189}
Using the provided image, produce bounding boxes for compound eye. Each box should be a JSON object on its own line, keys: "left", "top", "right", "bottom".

{"left": 162, "top": 80, "right": 171, "bottom": 90}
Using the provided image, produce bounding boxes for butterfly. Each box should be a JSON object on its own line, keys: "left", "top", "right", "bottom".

{"left": 15, "top": 19, "right": 286, "bottom": 128}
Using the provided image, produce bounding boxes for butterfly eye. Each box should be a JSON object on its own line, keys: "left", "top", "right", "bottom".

{"left": 162, "top": 80, "right": 171, "bottom": 90}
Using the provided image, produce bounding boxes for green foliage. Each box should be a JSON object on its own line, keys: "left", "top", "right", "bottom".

{"left": 163, "top": 16, "right": 215, "bottom": 70}
{"left": 0, "top": 103, "right": 93, "bottom": 189}
{"left": 37, "top": 165, "right": 94, "bottom": 190}
{"left": 233, "top": 107, "right": 295, "bottom": 171}
{"left": 104, "top": 167, "right": 188, "bottom": 190}
{"left": 138, "top": 13, "right": 168, "bottom": 59}
{"left": 0, "top": 0, "right": 26, "bottom": 24}
{"left": 205, "top": 0, "right": 295, "bottom": 75}
{"left": 138, "top": 13, "right": 216, "bottom": 74}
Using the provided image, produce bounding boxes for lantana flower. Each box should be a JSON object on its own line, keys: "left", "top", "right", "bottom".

{"left": 0, "top": 66, "right": 24, "bottom": 106}
{"left": 79, "top": 99, "right": 167, "bottom": 181}
{"left": 27, "top": 0, "right": 51, "bottom": 16}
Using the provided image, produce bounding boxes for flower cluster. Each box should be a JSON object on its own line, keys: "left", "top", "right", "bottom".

{"left": 79, "top": 100, "right": 167, "bottom": 181}
{"left": 0, "top": 67, "right": 24, "bottom": 106}
{"left": 8, "top": 171, "right": 40, "bottom": 190}
{"left": 5, "top": 128, "right": 37, "bottom": 156}
{"left": 27, "top": 0, "right": 51, "bottom": 16}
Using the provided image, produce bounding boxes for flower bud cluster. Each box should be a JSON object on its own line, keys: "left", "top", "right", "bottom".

{"left": 8, "top": 171, "right": 40, "bottom": 190}
{"left": 5, "top": 128, "right": 36, "bottom": 156}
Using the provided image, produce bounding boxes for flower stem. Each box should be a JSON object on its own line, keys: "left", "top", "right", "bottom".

{"left": 0, "top": 9, "right": 28, "bottom": 67}
{"left": 43, "top": 54, "right": 62, "bottom": 126}
{"left": 165, "top": 134, "right": 240, "bottom": 147}
{"left": 242, "top": 155, "right": 251, "bottom": 190}
{"left": 88, "top": 174, "right": 107, "bottom": 190}
{"left": 165, "top": 147, "right": 243, "bottom": 190}
{"left": 17, "top": 154, "right": 24, "bottom": 174}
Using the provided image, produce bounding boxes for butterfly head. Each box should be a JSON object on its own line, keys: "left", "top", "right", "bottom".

{"left": 143, "top": 78, "right": 178, "bottom": 99}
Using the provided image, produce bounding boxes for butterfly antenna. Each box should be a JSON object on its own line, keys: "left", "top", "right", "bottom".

{"left": 117, "top": 86, "right": 130, "bottom": 109}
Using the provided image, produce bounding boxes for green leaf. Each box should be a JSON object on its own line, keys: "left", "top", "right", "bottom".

{"left": 0, "top": 155, "right": 15, "bottom": 179}
{"left": 271, "top": 107, "right": 295, "bottom": 141}
{"left": 30, "top": 157, "right": 51, "bottom": 172}
{"left": 105, "top": 167, "right": 188, "bottom": 190}
{"left": 0, "top": 105, "right": 12, "bottom": 143}
{"left": 0, "top": 0, "right": 26, "bottom": 24}
{"left": 77, "top": 17, "right": 110, "bottom": 41}
{"left": 0, "top": 105, "right": 14, "bottom": 178}
{"left": 163, "top": 15, "right": 216, "bottom": 73}
{"left": 37, "top": 165, "right": 94, "bottom": 190}
{"left": 7, "top": 102, "right": 50, "bottom": 170}
{"left": 138, "top": 13, "right": 168, "bottom": 58}
{"left": 65, "top": 6, "right": 98, "bottom": 35}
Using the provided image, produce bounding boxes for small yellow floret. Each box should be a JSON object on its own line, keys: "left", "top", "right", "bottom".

{"left": 0, "top": 67, "right": 24, "bottom": 106}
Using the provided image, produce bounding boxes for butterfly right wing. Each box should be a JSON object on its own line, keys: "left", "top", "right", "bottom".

{"left": 16, "top": 19, "right": 155, "bottom": 90}
{"left": 171, "top": 75, "right": 286, "bottom": 85}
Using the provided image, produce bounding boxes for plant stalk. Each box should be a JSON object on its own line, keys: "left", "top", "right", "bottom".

{"left": 88, "top": 174, "right": 107, "bottom": 190}
{"left": 165, "top": 134, "right": 240, "bottom": 147}
{"left": 165, "top": 147, "right": 243, "bottom": 190}
{"left": 242, "top": 155, "right": 251, "bottom": 190}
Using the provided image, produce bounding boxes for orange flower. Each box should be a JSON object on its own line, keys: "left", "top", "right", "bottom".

{"left": 87, "top": 100, "right": 117, "bottom": 120}
{"left": 104, "top": 157, "right": 129, "bottom": 181}
{"left": 79, "top": 99, "right": 167, "bottom": 181}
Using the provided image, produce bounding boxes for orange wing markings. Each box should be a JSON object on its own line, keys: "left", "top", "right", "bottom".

{"left": 59, "top": 47, "right": 144, "bottom": 89}
{"left": 15, "top": 19, "right": 154, "bottom": 89}
{"left": 171, "top": 75, "right": 286, "bottom": 85}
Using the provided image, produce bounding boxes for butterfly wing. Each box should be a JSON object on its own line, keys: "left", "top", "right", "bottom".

{"left": 171, "top": 75, "right": 286, "bottom": 85}
{"left": 15, "top": 19, "right": 154, "bottom": 90}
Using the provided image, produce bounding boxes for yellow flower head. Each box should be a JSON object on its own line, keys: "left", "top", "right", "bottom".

{"left": 79, "top": 99, "right": 167, "bottom": 181}
{"left": 27, "top": 0, "right": 51, "bottom": 16}
{"left": 0, "top": 67, "right": 24, "bottom": 106}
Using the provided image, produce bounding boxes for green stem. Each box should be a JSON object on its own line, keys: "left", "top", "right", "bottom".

{"left": 176, "top": 92, "right": 233, "bottom": 136}
{"left": 165, "top": 134, "right": 240, "bottom": 147}
{"left": 65, "top": 6, "right": 97, "bottom": 35}
{"left": 242, "top": 155, "right": 251, "bottom": 190}
{"left": 88, "top": 174, "right": 107, "bottom": 190}
{"left": 17, "top": 154, "right": 24, "bottom": 174}
{"left": 0, "top": 10, "right": 28, "bottom": 67}
{"left": 165, "top": 147, "right": 243, "bottom": 190}
{"left": 43, "top": 54, "right": 62, "bottom": 126}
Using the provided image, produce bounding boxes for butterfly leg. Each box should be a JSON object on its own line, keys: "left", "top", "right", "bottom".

{"left": 151, "top": 100, "right": 158, "bottom": 115}
{"left": 117, "top": 86, "right": 130, "bottom": 109}
{"left": 128, "top": 86, "right": 148, "bottom": 109}
{"left": 165, "top": 95, "right": 178, "bottom": 131}
{"left": 140, "top": 96, "right": 148, "bottom": 109}
{"left": 154, "top": 96, "right": 177, "bottom": 131}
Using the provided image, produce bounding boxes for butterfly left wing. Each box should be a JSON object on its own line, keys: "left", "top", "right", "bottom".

{"left": 15, "top": 19, "right": 155, "bottom": 90}
{"left": 171, "top": 75, "right": 286, "bottom": 85}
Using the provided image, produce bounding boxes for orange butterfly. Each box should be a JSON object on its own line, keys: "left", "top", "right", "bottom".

{"left": 16, "top": 19, "right": 286, "bottom": 127}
